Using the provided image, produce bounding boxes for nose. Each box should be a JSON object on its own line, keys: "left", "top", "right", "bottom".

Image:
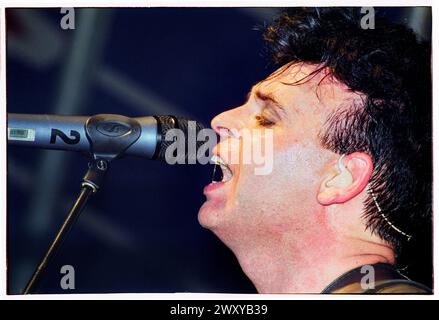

{"left": 211, "top": 106, "right": 245, "bottom": 139}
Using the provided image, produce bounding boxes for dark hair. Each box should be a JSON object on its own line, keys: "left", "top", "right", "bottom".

{"left": 264, "top": 8, "right": 431, "bottom": 269}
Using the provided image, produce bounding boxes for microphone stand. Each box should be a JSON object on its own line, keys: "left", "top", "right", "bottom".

{"left": 22, "top": 159, "right": 107, "bottom": 294}
{"left": 22, "top": 114, "right": 141, "bottom": 294}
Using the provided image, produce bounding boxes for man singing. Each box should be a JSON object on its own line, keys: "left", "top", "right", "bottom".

{"left": 198, "top": 8, "right": 432, "bottom": 293}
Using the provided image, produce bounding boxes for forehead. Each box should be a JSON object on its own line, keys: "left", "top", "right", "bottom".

{"left": 254, "top": 63, "right": 363, "bottom": 113}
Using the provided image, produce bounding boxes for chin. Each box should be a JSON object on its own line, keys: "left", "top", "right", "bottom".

{"left": 198, "top": 199, "right": 226, "bottom": 229}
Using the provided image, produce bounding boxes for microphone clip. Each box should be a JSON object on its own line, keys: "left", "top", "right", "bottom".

{"left": 85, "top": 114, "right": 142, "bottom": 162}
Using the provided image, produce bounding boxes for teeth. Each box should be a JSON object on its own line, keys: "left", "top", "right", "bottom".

{"left": 211, "top": 155, "right": 233, "bottom": 182}
{"left": 210, "top": 155, "right": 225, "bottom": 166}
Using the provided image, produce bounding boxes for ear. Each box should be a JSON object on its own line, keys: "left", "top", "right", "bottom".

{"left": 317, "top": 152, "right": 373, "bottom": 206}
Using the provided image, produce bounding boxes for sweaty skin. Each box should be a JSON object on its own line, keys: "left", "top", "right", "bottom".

{"left": 198, "top": 63, "right": 394, "bottom": 293}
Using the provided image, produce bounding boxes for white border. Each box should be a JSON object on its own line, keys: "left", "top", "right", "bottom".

{"left": 0, "top": 1, "right": 437, "bottom": 301}
{"left": 1, "top": 6, "right": 6, "bottom": 300}
{"left": 0, "top": 0, "right": 435, "bottom": 7}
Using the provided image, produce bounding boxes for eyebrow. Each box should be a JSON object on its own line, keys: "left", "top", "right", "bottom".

{"left": 255, "top": 90, "right": 280, "bottom": 105}
{"left": 247, "top": 88, "right": 286, "bottom": 117}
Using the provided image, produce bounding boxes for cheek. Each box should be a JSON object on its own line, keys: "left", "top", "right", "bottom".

{"left": 234, "top": 133, "right": 322, "bottom": 216}
{"left": 272, "top": 133, "right": 322, "bottom": 189}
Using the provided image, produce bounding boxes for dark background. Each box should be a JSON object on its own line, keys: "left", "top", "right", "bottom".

{"left": 6, "top": 7, "right": 432, "bottom": 294}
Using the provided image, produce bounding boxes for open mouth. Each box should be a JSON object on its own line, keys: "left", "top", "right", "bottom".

{"left": 211, "top": 155, "right": 233, "bottom": 183}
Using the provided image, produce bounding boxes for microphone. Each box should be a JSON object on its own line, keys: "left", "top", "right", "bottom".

{"left": 11, "top": 113, "right": 209, "bottom": 295}
{"left": 7, "top": 113, "right": 206, "bottom": 162}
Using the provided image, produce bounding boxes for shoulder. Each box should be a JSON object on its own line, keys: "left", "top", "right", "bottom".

{"left": 323, "top": 263, "right": 432, "bottom": 294}
{"left": 363, "top": 280, "right": 432, "bottom": 294}
{"left": 331, "top": 279, "right": 432, "bottom": 294}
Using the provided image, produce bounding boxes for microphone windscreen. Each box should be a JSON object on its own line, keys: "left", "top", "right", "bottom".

{"left": 153, "top": 115, "right": 206, "bottom": 162}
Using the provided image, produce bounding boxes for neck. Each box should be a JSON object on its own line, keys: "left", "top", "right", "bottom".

{"left": 231, "top": 233, "right": 394, "bottom": 293}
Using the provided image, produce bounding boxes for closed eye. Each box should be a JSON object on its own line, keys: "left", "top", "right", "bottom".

{"left": 255, "top": 114, "right": 276, "bottom": 127}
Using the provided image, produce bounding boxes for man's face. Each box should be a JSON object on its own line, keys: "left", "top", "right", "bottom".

{"left": 198, "top": 63, "right": 362, "bottom": 250}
